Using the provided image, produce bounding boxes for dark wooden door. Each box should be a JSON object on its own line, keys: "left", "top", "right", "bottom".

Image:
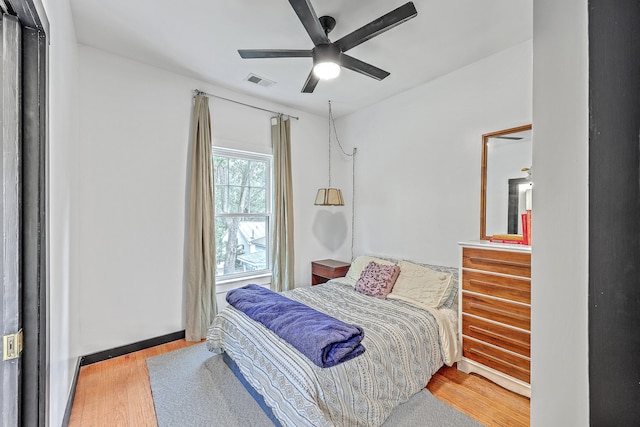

{"left": 0, "top": 12, "right": 24, "bottom": 426}
{"left": 1, "top": 1, "right": 48, "bottom": 425}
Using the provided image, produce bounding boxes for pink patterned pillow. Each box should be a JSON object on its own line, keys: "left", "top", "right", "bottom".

{"left": 354, "top": 261, "right": 401, "bottom": 299}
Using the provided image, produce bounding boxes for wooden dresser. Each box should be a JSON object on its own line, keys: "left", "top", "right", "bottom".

{"left": 458, "top": 241, "right": 531, "bottom": 397}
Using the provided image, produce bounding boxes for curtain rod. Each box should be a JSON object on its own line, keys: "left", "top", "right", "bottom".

{"left": 193, "top": 89, "right": 299, "bottom": 120}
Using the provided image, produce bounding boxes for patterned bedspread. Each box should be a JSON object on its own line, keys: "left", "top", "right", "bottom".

{"left": 206, "top": 281, "right": 446, "bottom": 427}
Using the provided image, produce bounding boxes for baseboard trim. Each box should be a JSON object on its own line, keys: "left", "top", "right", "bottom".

{"left": 81, "top": 330, "right": 186, "bottom": 366}
{"left": 61, "top": 356, "right": 82, "bottom": 427}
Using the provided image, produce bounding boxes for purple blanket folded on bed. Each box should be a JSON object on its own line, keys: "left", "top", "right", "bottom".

{"left": 226, "top": 284, "right": 365, "bottom": 368}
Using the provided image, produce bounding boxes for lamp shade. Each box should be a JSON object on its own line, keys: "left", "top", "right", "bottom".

{"left": 314, "top": 188, "right": 344, "bottom": 206}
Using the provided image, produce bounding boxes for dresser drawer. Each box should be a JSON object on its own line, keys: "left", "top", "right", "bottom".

{"left": 463, "top": 337, "right": 530, "bottom": 383}
{"left": 462, "top": 270, "right": 530, "bottom": 304}
{"left": 462, "top": 314, "right": 530, "bottom": 357}
{"left": 463, "top": 247, "right": 531, "bottom": 278}
{"left": 462, "top": 293, "right": 530, "bottom": 331}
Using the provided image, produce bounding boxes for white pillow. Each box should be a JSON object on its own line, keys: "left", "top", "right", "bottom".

{"left": 344, "top": 256, "right": 396, "bottom": 284}
{"left": 387, "top": 260, "right": 453, "bottom": 308}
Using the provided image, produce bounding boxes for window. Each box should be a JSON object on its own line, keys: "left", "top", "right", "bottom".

{"left": 213, "top": 148, "right": 272, "bottom": 280}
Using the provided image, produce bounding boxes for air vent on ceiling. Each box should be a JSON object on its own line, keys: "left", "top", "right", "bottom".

{"left": 245, "top": 74, "right": 276, "bottom": 88}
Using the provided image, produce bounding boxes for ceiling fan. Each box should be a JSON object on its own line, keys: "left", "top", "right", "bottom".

{"left": 238, "top": 1, "right": 418, "bottom": 93}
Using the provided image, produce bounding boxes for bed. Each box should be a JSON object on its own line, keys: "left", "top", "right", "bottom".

{"left": 206, "top": 257, "right": 460, "bottom": 427}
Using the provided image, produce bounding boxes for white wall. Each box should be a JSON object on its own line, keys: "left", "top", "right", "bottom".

{"left": 333, "top": 41, "right": 533, "bottom": 267}
{"left": 531, "top": 0, "right": 589, "bottom": 425}
{"left": 42, "top": 0, "right": 79, "bottom": 425}
{"left": 74, "top": 46, "right": 328, "bottom": 356}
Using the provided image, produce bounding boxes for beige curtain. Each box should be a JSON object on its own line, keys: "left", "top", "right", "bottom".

{"left": 186, "top": 95, "right": 216, "bottom": 341}
{"left": 271, "top": 116, "right": 295, "bottom": 291}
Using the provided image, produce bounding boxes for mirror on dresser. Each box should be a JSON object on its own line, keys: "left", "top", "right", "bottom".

{"left": 480, "top": 125, "right": 533, "bottom": 240}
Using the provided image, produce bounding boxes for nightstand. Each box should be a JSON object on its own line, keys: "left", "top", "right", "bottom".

{"left": 311, "top": 259, "right": 350, "bottom": 285}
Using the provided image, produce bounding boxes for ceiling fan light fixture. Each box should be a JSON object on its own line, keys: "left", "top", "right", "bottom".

{"left": 313, "top": 61, "right": 341, "bottom": 80}
{"left": 312, "top": 43, "right": 342, "bottom": 80}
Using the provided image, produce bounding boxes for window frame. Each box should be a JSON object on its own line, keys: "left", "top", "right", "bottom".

{"left": 212, "top": 147, "right": 273, "bottom": 282}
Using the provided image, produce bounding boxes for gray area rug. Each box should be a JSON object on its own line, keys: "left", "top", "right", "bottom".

{"left": 147, "top": 343, "right": 484, "bottom": 427}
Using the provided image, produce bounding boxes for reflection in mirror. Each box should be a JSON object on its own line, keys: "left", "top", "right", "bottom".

{"left": 481, "top": 125, "right": 532, "bottom": 240}
{"left": 507, "top": 177, "right": 532, "bottom": 234}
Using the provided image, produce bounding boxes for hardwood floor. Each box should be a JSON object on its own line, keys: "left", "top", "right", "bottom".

{"left": 427, "top": 366, "right": 530, "bottom": 427}
{"left": 69, "top": 340, "right": 529, "bottom": 427}
{"left": 69, "top": 340, "right": 200, "bottom": 427}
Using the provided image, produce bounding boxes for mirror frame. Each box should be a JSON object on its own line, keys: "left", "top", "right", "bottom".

{"left": 480, "top": 124, "right": 532, "bottom": 240}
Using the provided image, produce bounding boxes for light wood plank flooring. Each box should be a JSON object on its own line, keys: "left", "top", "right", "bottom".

{"left": 427, "top": 366, "right": 530, "bottom": 427}
{"left": 69, "top": 339, "right": 529, "bottom": 427}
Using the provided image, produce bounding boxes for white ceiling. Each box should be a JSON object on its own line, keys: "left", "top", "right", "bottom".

{"left": 70, "top": 0, "right": 532, "bottom": 118}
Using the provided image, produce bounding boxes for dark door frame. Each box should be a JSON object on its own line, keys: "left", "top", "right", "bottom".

{"left": 588, "top": 0, "right": 640, "bottom": 425}
{"left": 2, "top": 0, "right": 48, "bottom": 425}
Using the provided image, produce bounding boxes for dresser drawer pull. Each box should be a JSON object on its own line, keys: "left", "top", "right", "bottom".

{"left": 468, "top": 325, "right": 530, "bottom": 348}
{"left": 467, "top": 347, "right": 529, "bottom": 373}
{"left": 469, "top": 278, "right": 529, "bottom": 291}
{"left": 469, "top": 257, "right": 530, "bottom": 269}
{"left": 468, "top": 302, "right": 529, "bottom": 322}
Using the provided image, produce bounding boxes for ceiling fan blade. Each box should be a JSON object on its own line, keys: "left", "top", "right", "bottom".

{"left": 301, "top": 70, "right": 320, "bottom": 93}
{"left": 341, "top": 54, "right": 390, "bottom": 80}
{"left": 335, "top": 2, "right": 418, "bottom": 52}
{"left": 288, "top": 0, "right": 330, "bottom": 46}
{"left": 238, "top": 49, "right": 313, "bottom": 59}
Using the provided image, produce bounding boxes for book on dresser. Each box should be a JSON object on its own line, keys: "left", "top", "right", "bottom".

{"left": 457, "top": 240, "right": 532, "bottom": 398}
{"left": 489, "top": 233, "right": 526, "bottom": 245}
